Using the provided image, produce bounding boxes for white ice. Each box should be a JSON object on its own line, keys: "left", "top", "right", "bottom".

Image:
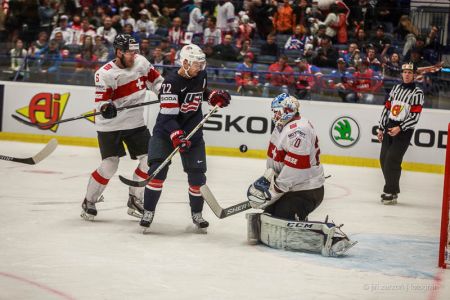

{"left": 0, "top": 140, "right": 449, "bottom": 300}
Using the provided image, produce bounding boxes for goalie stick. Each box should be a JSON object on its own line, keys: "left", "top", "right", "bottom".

{"left": 201, "top": 176, "right": 332, "bottom": 219}
{"left": 11, "top": 100, "right": 160, "bottom": 128}
{"left": 0, "top": 138, "right": 58, "bottom": 165}
{"left": 200, "top": 185, "right": 252, "bottom": 218}
{"left": 119, "top": 105, "right": 220, "bottom": 188}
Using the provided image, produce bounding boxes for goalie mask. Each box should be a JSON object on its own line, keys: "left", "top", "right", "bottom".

{"left": 271, "top": 93, "right": 300, "bottom": 127}
{"left": 178, "top": 44, "right": 206, "bottom": 78}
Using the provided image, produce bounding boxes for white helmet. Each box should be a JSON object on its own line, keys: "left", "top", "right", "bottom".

{"left": 178, "top": 44, "right": 206, "bottom": 71}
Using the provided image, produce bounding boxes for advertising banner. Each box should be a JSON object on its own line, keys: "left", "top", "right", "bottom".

{"left": 1, "top": 81, "right": 448, "bottom": 167}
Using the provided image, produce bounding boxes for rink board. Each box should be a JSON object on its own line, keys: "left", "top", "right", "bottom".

{"left": 0, "top": 81, "right": 448, "bottom": 173}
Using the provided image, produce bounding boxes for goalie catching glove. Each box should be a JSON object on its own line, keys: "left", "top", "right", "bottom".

{"left": 247, "top": 168, "right": 284, "bottom": 209}
{"left": 208, "top": 90, "right": 231, "bottom": 108}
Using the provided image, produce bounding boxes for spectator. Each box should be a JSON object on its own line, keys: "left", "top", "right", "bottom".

{"left": 273, "top": 0, "right": 296, "bottom": 34}
{"left": 303, "top": 43, "right": 316, "bottom": 64}
{"left": 395, "top": 15, "right": 419, "bottom": 56}
{"left": 72, "top": 37, "right": 98, "bottom": 84}
{"left": 216, "top": 0, "right": 235, "bottom": 35}
{"left": 50, "top": 15, "right": 74, "bottom": 45}
{"left": 93, "top": 35, "right": 109, "bottom": 62}
{"left": 35, "top": 40, "right": 62, "bottom": 78}
{"left": 74, "top": 18, "right": 96, "bottom": 46}
{"left": 348, "top": 48, "right": 362, "bottom": 70}
{"left": 346, "top": 60, "right": 382, "bottom": 103}
{"left": 263, "top": 55, "right": 294, "bottom": 97}
{"left": 313, "top": 3, "right": 339, "bottom": 40}
{"left": 70, "top": 15, "right": 82, "bottom": 32}
{"left": 187, "top": 0, "right": 207, "bottom": 44}
{"left": 235, "top": 14, "right": 255, "bottom": 49}
{"left": 156, "top": 6, "right": 172, "bottom": 34}
{"left": 335, "top": 5, "right": 348, "bottom": 44}
{"left": 149, "top": 47, "right": 170, "bottom": 76}
{"left": 136, "top": 9, "right": 156, "bottom": 36}
{"left": 260, "top": 33, "right": 279, "bottom": 57}
{"left": 293, "top": 58, "right": 321, "bottom": 100}
{"left": 52, "top": 31, "right": 67, "bottom": 52}
{"left": 237, "top": 39, "right": 252, "bottom": 61}
{"left": 409, "top": 47, "right": 431, "bottom": 69}
{"left": 310, "top": 24, "right": 327, "bottom": 48}
{"left": 123, "top": 24, "right": 140, "bottom": 43}
{"left": 235, "top": 52, "right": 260, "bottom": 96}
{"left": 248, "top": 0, "right": 276, "bottom": 39}
{"left": 203, "top": 16, "right": 222, "bottom": 46}
{"left": 382, "top": 52, "right": 402, "bottom": 94}
{"left": 351, "top": 0, "right": 374, "bottom": 32}
{"left": 327, "top": 58, "right": 353, "bottom": 102}
{"left": 365, "top": 47, "right": 382, "bottom": 72}
{"left": 284, "top": 24, "right": 312, "bottom": 52}
{"left": 120, "top": 6, "right": 136, "bottom": 32}
{"left": 353, "top": 28, "right": 369, "bottom": 54}
{"left": 28, "top": 31, "right": 49, "bottom": 57}
{"left": 96, "top": 16, "right": 117, "bottom": 47}
{"left": 370, "top": 25, "right": 391, "bottom": 59}
{"left": 168, "top": 17, "right": 185, "bottom": 46}
{"left": 111, "top": 14, "right": 123, "bottom": 34}
{"left": 159, "top": 37, "right": 176, "bottom": 64}
{"left": 140, "top": 38, "right": 152, "bottom": 60}
{"left": 403, "top": 35, "right": 426, "bottom": 62}
{"left": 213, "top": 34, "right": 238, "bottom": 61}
{"left": 293, "top": 0, "right": 310, "bottom": 28}
{"left": 10, "top": 38, "right": 28, "bottom": 78}
{"left": 343, "top": 43, "right": 359, "bottom": 65}
{"left": 375, "top": 0, "right": 400, "bottom": 33}
{"left": 38, "top": 0, "right": 57, "bottom": 34}
{"left": 313, "top": 36, "right": 339, "bottom": 68}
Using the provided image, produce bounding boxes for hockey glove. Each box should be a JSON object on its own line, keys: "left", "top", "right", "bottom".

{"left": 100, "top": 102, "right": 117, "bottom": 119}
{"left": 247, "top": 168, "right": 284, "bottom": 209}
{"left": 170, "top": 130, "right": 191, "bottom": 153}
{"left": 208, "top": 90, "right": 231, "bottom": 108}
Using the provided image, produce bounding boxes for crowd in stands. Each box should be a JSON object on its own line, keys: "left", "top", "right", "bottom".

{"left": 0, "top": 0, "right": 446, "bottom": 103}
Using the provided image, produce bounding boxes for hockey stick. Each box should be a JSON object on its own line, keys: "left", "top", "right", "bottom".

{"left": 201, "top": 176, "right": 332, "bottom": 219}
{"left": 0, "top": 138, "right": 58, "bottom": 165}
{"left": 11, "top": 100, "right": 160, "bottom": 128}
{"left": 118, "top": 105, "right": 220, "bottom": 188}
{"left": 200, "top": 185, "right": 252, "bottom": 218}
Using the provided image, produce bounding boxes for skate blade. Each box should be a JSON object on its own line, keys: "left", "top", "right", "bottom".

{"left": 127, "top": 208, "right": 143, "bottom": 219}
{"left": 80, "top": 211, "right": 95, "bottom": 221}
{"left": 141, "top": 226, "right": 151, "bottom": 234}
{"left": 382, "top": 199, "right": 397, "bottom": 205}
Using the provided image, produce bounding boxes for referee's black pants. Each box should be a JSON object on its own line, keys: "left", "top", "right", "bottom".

{"left": 379, "top": 129, "right": 414, "bottom": 194}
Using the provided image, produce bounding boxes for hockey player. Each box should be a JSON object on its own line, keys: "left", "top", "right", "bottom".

{"left": 247, "top": 93, "right": 325, "bottom": 220}
{"left": 81, "top": 34, "right": 164, "bottom": 221}
{"left": 245, "top": 93, "right": 356, "bottom": 257}
{"left": 140, "top": 44, "right": 231, "bottom": 231}
{"left": 377, "top": 63, "right": 424, "bottom": 205}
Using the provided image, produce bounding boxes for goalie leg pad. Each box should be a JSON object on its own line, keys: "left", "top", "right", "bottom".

{"left": 259, "top": 214, "right": 356, "bottom": 257}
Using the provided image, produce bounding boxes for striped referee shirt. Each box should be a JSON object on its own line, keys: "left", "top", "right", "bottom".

{"left": 378, "top": 82, "right": 424, "bottom": 132}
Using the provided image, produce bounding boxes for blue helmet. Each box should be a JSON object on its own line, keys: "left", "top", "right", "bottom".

{"left": 271, "top": 93, "right": 300, "bottom": 126}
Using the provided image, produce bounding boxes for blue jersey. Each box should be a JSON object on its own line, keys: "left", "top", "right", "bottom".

{"left": 153, "top": 69, "right": 208, "bottom": 143}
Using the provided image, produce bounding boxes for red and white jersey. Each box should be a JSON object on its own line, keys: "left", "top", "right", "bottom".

{"left": 266, "top": 117, "right": 324, "bottom": 192}
{"left": 94, "top": 54, "right": 163, "bottom": 132}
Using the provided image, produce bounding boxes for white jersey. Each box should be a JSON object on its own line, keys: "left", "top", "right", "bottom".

{"left": 96, "top": 26, "right": 117, "bottom": 45}
{"left": 216, "top": 2, "right": 235, "bottom": 32}
{"left": 267, "top": 117, "right": 324, "bottom": 192}
{"left": 94, "top": 54, "right": 164, "bottom": 132}
{"left": 187, "top": 7, "right": 205, "bottom": 34}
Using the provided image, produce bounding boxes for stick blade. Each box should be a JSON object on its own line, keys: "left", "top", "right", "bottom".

{"left": 200, "top": 185, "right": 224, "bottom": 218}
{"left": 32, "top": 138, "right": 58, "bottom": 164}
{"left": 118, "top": 175, "right": 148, "bottom": 187}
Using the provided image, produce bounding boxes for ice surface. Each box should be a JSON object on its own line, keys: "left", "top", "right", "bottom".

{"left": 0, "top": 141, "right": 449, "bottom": 300}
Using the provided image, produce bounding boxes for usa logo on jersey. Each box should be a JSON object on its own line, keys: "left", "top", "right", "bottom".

{"left": 181, "top": 92, "right": 203, "bottom": 113}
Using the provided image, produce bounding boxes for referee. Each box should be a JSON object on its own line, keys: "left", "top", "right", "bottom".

{"left": 377, "top": 63, "right": 424, "bottom": 205}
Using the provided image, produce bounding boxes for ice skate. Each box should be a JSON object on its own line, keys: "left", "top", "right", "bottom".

{"left": 81, "top": 198, "right": 97, "bottom": 221}
{"left": 381, "top": 193, "right": 398, "bottom": 205}
{"left": 192, "top": 212, "right": 209, "bottom": 233}
{"left": 127, "top": 194, "right": 144, "bottom": 218}
{"left": 140, "top": 210, "right": 154, "bottom": 233}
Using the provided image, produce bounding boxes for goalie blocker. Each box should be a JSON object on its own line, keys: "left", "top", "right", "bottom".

{"left": 246, "top": 213, "right": 357, "bottom": 257}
